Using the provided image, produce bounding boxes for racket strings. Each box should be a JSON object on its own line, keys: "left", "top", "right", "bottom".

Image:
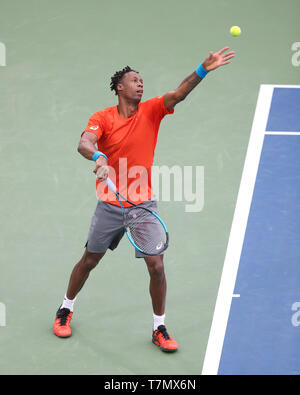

{"left": 125, "top": 207, "right": 167, "bottom": 255}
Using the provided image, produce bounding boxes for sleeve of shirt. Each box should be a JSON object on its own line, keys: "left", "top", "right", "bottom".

{"left": 81, "top": 111, "right": 105, "bottom": 140}
{"left": 145, "top": 96, "right": 174, "bottom": 125}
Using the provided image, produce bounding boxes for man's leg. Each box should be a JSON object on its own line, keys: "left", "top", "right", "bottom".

{"left": 144, "top": 254, "right": 166, "bottom": 316}
{"left": 66, "top": 248, "right": 106, "bottom": 299}
{"left": 145, "top": 254, "right": 178, "bottom": 352}
{"left": 53, "top": 248, "right": 105, "bottom": 338}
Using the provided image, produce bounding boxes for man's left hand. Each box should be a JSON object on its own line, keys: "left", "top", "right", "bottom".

{"left": 202, "top": 47, "right": 235, "bottom": 71}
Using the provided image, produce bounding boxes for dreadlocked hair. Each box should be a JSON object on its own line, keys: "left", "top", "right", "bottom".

{"left": 110, "top": 66, "right": 138, "bottom": 95}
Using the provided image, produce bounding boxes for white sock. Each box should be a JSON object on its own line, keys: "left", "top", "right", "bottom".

{"left": 61, "top": 294, "right": 76, "bottom": 312}
{"left": 153, "top": 313, "right": 165, "bottom": 331}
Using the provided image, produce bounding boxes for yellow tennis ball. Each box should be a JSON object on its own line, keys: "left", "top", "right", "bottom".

{"left": 230, "top": 26, "right": 241, "bottom": 37}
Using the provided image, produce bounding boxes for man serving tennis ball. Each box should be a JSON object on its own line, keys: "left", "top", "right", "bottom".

{"left": 53, "top": 47, "right": 235, "bottom": 352}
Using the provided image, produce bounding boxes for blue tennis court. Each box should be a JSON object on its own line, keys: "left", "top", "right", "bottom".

{"left": 203, "top": 85, "right": 300, "bottom": 375}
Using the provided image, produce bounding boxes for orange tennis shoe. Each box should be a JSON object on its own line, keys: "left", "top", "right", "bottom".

{"left": 152, "top": 325, "right": 178, "bottom": 352}
{"left": 53, "top": 307, "right": 73, "bottom": 338}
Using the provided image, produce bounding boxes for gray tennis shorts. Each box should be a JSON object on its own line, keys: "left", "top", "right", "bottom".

{"left": 85, "top": 198, "right": 166, "bottom": 258}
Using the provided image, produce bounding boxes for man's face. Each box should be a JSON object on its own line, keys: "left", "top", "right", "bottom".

{"left": 117, "top": 71, "right": 143, "bottom": 102}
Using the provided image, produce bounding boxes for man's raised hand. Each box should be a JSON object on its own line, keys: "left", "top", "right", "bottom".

{"left": 202, "top": 47, "right": 235, "bottom": 71}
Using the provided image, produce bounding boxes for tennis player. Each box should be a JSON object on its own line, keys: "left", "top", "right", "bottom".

{"left": 53, "top": 47, "right": 235, "bottom": 352}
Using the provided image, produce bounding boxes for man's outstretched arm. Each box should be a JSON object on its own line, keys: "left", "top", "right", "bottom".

{"left": 163, "top": 47, "right": 235, "bottom": 111}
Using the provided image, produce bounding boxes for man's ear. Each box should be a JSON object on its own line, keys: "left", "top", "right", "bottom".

{"left": 117, "top": 82, "right": 123, "bottom": 94}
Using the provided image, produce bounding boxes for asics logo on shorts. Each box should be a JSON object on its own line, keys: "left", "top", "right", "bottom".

{"left": 156, "top": 242, "right": 163, "bottom": 250}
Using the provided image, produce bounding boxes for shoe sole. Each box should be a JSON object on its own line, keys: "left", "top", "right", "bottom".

{"left": 53, "top": 330, "right": 72, "bottom": 338}
{"left": 152, "top": 339, "right": 178, "bottom": 353}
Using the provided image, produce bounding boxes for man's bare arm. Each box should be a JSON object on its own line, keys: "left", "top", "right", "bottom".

{"left": 78, "top": 132, "right": 99, "bottom": 159}
{"left": 163, "top": 72, "right": 201, "bottom": 110}
{"left": 78, "top": 132, "right": 108, "bottom": 180}
{"left": 163, "top": 46, "right": 235, "bottom": 111}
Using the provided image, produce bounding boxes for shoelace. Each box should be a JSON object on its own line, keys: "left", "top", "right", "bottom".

{"left": 156, "top": 325, "right": 170, "bottom": 340}
{"left": 56, "top": 308, "right": 70, "bottom": 326}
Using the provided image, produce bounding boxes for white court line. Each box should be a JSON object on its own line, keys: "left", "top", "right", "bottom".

{"left": 201, "top": 84, "right": 275, "bottom": 375}
{"left": 265, "top": 84, "right": 300, "bottom": 89}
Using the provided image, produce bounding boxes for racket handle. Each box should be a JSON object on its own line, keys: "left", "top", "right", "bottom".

{"left": 105, "top": 177, "right": 117, "bottom": 192}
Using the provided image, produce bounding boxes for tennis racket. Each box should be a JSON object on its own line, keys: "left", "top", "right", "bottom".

{"left": 105, "top": 177, "right": 169, "bottom": 256}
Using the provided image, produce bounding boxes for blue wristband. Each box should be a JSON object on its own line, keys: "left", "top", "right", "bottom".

{"left": 92, "top": 151, "right": 108, "bottom": 162}
{"left": 195, "top": 63, "right": 209, "bottom": 79}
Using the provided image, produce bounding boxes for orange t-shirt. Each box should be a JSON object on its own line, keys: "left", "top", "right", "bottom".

{"left": 82, "top": 96, "right": 174, "bottom": 207}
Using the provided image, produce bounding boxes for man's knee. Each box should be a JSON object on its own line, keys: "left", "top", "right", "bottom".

{"left": 145, "top": 255, "right": 165, "bottom": 279}
{"left": 81, "top": 250, "right": 105, "bottom": 272}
